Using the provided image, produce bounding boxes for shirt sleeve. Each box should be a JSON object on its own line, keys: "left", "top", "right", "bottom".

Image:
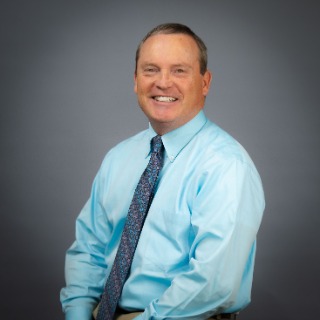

{"left": 60, "top": 164, "right": 111, "bottom": 320}
{"left": 135, "top": 157, "right": 265, "bottom": 320}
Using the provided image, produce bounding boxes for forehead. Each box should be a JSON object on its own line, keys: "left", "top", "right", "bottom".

{"left": 138, "top": 33, "right": 200, "bottom": 64}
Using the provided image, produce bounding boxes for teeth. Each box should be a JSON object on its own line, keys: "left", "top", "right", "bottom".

{"left": 154, "top": 96, "right": 177, "bottom": 102}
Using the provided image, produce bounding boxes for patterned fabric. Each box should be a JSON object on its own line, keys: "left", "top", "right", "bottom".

{"left": 97, "top": 135, "right": 164, "bottom": 320}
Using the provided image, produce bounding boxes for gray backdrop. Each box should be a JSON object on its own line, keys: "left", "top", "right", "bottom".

{"left": 1, "top": 1, "right": 319, "bottom": 319}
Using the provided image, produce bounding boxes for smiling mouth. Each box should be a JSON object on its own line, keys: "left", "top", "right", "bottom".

{"left": 153, "top": 96, "right": 178, "bottom": 102}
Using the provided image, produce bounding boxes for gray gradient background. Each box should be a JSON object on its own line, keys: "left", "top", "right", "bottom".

{"left": 1, "top": 1, "right": 319, "bottom": 319}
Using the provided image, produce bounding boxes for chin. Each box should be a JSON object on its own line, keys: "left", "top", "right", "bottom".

{"left": 150, "top": 113, "right": 177, "bottom": 124}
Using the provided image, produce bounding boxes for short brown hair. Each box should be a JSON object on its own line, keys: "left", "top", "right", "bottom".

{"left": 135, "top": 23, "right": 208, "bottom": 75}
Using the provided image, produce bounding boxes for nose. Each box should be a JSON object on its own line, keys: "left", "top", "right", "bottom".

{"left": 155, "top": 70, "right": 172, "bottom": 89}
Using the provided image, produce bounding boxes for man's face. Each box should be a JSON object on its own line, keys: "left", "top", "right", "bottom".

{"left": 134, "top": 33, "right": 212, "bottom": 135}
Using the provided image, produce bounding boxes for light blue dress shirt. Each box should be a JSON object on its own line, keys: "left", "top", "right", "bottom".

{"left": 60, "top": 110, "right": 265, "bottom": 320}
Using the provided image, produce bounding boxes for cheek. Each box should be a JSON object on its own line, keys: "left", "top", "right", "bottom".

{"left": 135, "top": 80, "right": 150, "bottom": 95}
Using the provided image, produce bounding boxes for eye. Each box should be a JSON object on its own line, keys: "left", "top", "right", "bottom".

{"left": 143, "top": 66, "right": 158, "bottom": 73}
{"left": 173, "top": 67, "right": 188, "bottom": 75}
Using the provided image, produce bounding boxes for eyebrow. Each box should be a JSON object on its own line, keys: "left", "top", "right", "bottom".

{"left": 171, "top": 64, "right": 192, "bottom": 70}
{"left": 140, "top": 63, "right": 158, "bottom": 68}
{"left": 139, "top": 62, "right": 192, "bottom": 70}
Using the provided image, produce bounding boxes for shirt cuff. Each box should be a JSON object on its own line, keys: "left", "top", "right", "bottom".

{"left": 65, "top": 306, "right": 93, "bottom": 320}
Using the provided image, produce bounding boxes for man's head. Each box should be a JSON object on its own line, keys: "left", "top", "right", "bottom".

{"left": 135, "top": 23, "right": 208, "bottom": 75}
{"left": 134, "top": 23, "right": 212, "bottom": 135}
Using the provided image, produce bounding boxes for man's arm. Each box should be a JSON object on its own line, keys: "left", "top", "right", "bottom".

{"left": 60, "top": 169, "right": 110, "bottom": 320}
{"left": 135, "top": 158, "right": 265, "bottom": 319}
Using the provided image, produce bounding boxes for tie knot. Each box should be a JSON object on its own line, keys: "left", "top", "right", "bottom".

{"left": 151, "top": 135, "right": 163, "bottom": 154}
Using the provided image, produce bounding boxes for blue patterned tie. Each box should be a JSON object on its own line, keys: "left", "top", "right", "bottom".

{"left": 97, "top": 135, "right": 164, "bottom": 320}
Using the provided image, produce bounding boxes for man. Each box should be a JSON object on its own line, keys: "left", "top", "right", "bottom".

{"left": 60, "top": 23, "right": 265, "bottom": 320}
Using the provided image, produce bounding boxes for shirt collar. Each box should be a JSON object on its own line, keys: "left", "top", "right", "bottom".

{"left": 147, "top": 110, "right": 207, "bottom": 162}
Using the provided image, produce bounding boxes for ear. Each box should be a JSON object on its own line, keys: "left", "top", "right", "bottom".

{"left": 202, "top": 70, "right": 212, "bottom": 97}
{"left": 134, "top": 73, "right": 138, "bottom": 93}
